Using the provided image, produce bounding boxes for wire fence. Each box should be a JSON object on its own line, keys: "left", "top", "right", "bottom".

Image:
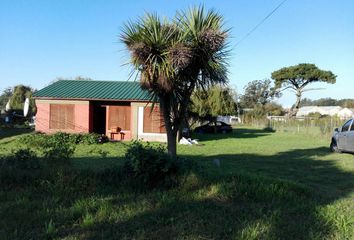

{"left": 240, "top": 116, "right": 346, "bottom": 138}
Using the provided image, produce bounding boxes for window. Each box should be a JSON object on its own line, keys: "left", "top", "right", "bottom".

{"left": 50, "top": 104, "right": 75, "bottom": 130}
{"left": 108, "top": 106, "right": 131, "bottom": 130}
{"left": 350, "top": 121, "right": 354, "bottom": 131}
{"left": 143, "top": 106, "right": 166, "bottom": 133}
{"left": 341, "top": 120, "right": 352, "bottom": 132}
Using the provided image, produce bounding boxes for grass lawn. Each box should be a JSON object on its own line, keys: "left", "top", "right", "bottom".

{"left": 0, "top": 127, "right": 353, "bottom": 239}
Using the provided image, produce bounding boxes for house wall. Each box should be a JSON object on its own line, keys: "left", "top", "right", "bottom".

{"left": 35, "top": 99, "right": 90, "bottom": 133}
{"left": 35, "top": 99, "right": 167, "bottom": 142}
{"left": 131, "top": 102, "right": 167, "bottom": 142}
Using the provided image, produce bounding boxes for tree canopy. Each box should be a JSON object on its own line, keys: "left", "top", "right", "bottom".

{"left": 121, "top": 6, "right": 229, "bottom": 158}
{"left": 190, "top": 85, "right": 236, "bottom": 121}
{"left": 271, "top": 63, "right": 336, "bottom": 117}
{"left": 0, "top": 87, "right": 12, "bottom": 111}
{"left": 9, "top": 85, "right": 36, "bottom": 115}
{"left": 240, "top": 79, "right": 279, "bottom": 108}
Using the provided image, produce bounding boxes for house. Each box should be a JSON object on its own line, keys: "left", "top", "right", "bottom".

{"left": 337, "top": 108, "right": 354, "bottom": 119}
{"left": 296, "top": 106, "right": 354, "bottom": 120}
{"left": 296, "top": 106, "right": 342, "bottom": 117}
{"left": 33, "top": 80, "right": 167, "bottom": 142}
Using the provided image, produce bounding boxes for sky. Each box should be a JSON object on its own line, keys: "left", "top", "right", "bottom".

{"left": 0, "top": 0, "right": 353, "bottom": 107}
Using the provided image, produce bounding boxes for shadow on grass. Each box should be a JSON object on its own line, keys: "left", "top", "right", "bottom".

{"left": 192, "top": 127, "right": 274, "bottom": 141}
{"left": 0, "top": 127, "right": 33, "bottom": 140}
{"left": 1, "top": 138, "right": 353, "bottom": 239}
{"left": 58, "top": 147, "right": 353, "bottom": 239}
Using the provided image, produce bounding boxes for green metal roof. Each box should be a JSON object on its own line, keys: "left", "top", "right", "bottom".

{"left": 33, "top": 80, "right": 152, "bottom": 101}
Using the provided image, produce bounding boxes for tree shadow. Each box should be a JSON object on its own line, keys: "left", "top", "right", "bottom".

{"left": 0, "top": 127, "right": 33, "bottom": 141}
{"left": 193, "top": 127, "right": 273, "bottom": 141}
{"left": 59, "top": 147, "right": 353, "bottom": 239}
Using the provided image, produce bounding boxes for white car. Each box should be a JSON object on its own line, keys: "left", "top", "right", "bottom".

{"left": 330, "top": 118, "right": 354, "bottom": 153}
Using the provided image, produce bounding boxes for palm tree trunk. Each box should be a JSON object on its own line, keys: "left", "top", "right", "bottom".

{"left": 160, "top": 95, "right": 178, "bottom": 159}
{"left": 166, "top": 128, "right": 177, "bottom": 158}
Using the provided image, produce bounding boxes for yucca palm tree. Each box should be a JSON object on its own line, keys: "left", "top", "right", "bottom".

{"left": 121, "top": 6, "right": 229, "bottom": 158}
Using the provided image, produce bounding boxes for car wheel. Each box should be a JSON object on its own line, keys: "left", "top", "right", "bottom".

{"left": 330, "top": 140, "right": 341, "bottom": 153}
{"left": 221, "top": 129, "right": 227, "bottom": 134}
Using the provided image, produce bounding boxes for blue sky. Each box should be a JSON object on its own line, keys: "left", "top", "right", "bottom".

{"left": 0, "top": 0, "right": 353, "bottom": 107}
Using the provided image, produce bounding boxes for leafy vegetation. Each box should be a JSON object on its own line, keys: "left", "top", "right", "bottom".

{"left": 0, "top": 87, "right": 12, "bottom": 110}
{"left": 123, "top": 141, "right": 184, "bottom": 189}
{"left": 272, "top": 63, "right": 337, "bottom": 117}
{"left": 0, "top": 148, "right": 41, "bottom": 186}
{"left": 121, "top": 6, "right": 230, "bottom": 158}
{"left": 7, "top": 85, "right": 36, "bottom": 115}
{"left": 240, "top": 79, "right": 280, "bottom": 108}
{"left": 242, "top": 102, "right": 285, "bottom": 122}
{"left": 0, "top": 126, "right": 353, "bottom": 239}
{"left": 19, "top": 132, "right": 103, "bottom": 147}
{"left": 190, "top": 85, "right": 237, "bottom": 122}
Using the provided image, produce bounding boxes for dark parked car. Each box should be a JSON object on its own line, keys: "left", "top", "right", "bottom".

{"left": 194, "top": 121, "right": 233, "bottom": 134}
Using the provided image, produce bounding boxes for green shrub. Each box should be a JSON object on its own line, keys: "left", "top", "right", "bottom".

{"left": 19, "top": 132, "right": 75, "bottom": 163}
{"left": 11, "top": 148, "right": 41, "bottom": 169}
{"left": 42, "top": 132, "right": 76, "bottom": 163}
{"left": 69, "top": 133, "right": 102, "bottom": 144}
{"left": 0, "top": 148, "right": 41, "bottom": 186}
{"left": 19, "top": 132, "right": 106, "bottom": 163}
{"left": 123, "top": 141, "right": 180, "bottom": 189}
{"left": 20, "top": 132, "right": 104, "bottom": 147}
{"left": 80, "top": 133, "right": 102, "bottom": 144}
{"left": 19, "top": 132, "right": 47, "bottom": 148}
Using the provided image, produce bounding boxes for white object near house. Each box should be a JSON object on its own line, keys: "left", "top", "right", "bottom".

{"left": 23, "top": 98, "right": 30, "bottom": 117}
{"left": 217, "top": 115, "right": 240, "bottom": 124}
{"left": 179, "top": 137, "right": 199, "bottom": 145}
{"left": 5, "top": 100, "right": 11, "bottom": 112}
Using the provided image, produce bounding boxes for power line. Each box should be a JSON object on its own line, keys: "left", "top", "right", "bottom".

{"left": 234, "top": 0, "right": 289, "bottom": 48}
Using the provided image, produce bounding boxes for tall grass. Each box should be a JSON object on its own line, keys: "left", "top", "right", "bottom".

{"left": 243, "top": 117, "right": 345, "bottom": 138}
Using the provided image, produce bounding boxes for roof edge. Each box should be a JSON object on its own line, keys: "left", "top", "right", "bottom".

{"left": 33, "top": 97, "right": 153, "bottom": 102}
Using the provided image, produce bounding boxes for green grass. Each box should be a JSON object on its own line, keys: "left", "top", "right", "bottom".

{"left": 0, "top": 127, "right": 353, "bottom": 239}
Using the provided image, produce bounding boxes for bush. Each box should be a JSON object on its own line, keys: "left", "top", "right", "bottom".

{"left": 19, "top": 132, "right": 47, "bottom": 148}
{"left": 19, "top": 132, "right": 110, "bottom": 163}
{"left": 20, "top": 132, "right": 104, "bottom": 146}
{"left": 70, "top": 133, "right": 103, "bottom": 144}
{"left": 0, "top": 148, "right": 41, "bottom": 186}
{"left": 42, "top": 132, "right": 76, "bottom": 163}
{"left": 11, "top": 148, "right": 41, "bottom": 169}
{"left": 19, "top": 132, "right": 75, "bottom": 163}
{"left": 123, "top": 141, "right": 180, "bottom": 189}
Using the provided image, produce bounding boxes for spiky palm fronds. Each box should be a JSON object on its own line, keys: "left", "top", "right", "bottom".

{"left": 122, "top": 6, "right": 229, "bottom": 94}
{"left": 121, "top": 6, "right": 230, "bottom": 158}
{"left": 176, "top": 6, "right": 230, "bottom": 88}
{"left": 121, "top": 13, "right": 180, "bottom": 93}
{"left": 167, "top": 43, "right": 193, "bottom": 71}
